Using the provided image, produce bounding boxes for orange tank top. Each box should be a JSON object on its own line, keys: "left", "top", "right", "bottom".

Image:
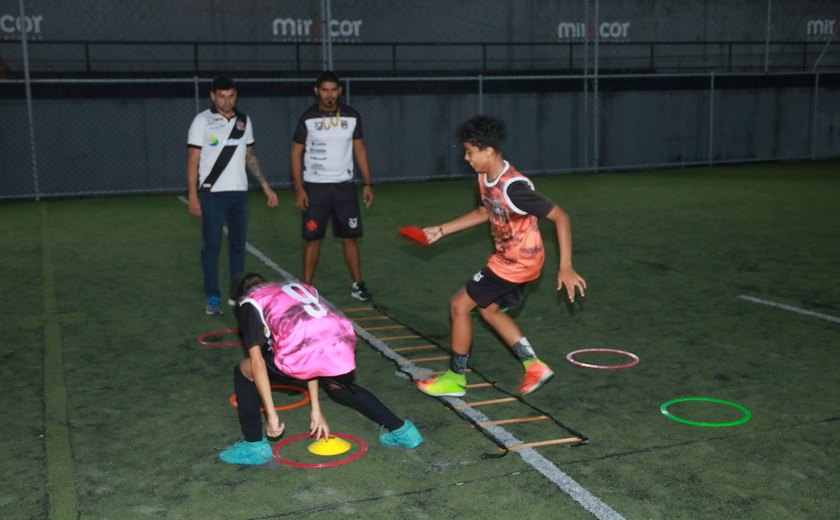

{"left": 480, "top": 162, "right": 545, "bottom": 283}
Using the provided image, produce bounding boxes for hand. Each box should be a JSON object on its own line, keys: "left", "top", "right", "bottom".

{"left": 362, "top": 185, "right": 374, "bottom": 209}
{"left": 264, "top": 188, "right": 279, "bottom": 208}
{"left": 266, "top": 414, "right": 285, "bottom": 439}
{"left": 558, "top": 267, "right": 586, "bottom": 302}
{"left": 309, "top": 409, "right": 329, "bottom": 441}
{"left": 188, "top": 195, "right": 202, "bottom": 218}
{"left": 422, "top": 225, "right": 445, "bottom": 245}
{"left": 295, "top": 190, "right": 309, "bottom": 211}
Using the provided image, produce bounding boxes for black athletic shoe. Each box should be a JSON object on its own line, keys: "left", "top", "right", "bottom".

{"left": 351, "top": 281, "right": 373, "bottom": 301}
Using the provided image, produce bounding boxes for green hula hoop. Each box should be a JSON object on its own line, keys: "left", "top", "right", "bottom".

{"left": 660, "top": 397, "right": 751, "bottom": 427}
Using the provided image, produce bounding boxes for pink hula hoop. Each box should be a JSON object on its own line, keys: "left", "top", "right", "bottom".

{"left": 566, "top": 348, "right": 640, "bottom": 370}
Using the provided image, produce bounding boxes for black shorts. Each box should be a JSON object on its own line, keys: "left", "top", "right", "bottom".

{"left": 262, "top": 344, "right": 354, "bottom": 386}
{"left": 465, "top": 267, "right": 527, "bottom": 309}
{"left": 301, "top": 182, "right": 363, "bottom": 240}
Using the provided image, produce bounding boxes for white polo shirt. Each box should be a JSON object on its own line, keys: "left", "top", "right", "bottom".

{"left": 187, "top": 108, "right": 254, "bottom": 192}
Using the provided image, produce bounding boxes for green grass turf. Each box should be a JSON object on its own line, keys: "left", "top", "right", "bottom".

{"left": 2, "top": 160, "right": 839, "bottom": 519}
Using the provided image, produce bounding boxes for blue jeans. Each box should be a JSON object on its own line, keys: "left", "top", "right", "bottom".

{"left": 199, "top": 191, "right": 249, "bottom": 298}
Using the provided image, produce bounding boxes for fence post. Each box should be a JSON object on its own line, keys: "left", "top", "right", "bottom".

{"left": 345, "top": 77, "right": 351, "bottom": 106}
{"left": 320, "top": 0, "right": 333, "bottom": 70}
{"left": 708, "top": 71, "right": 715, "bottom": 165}
{"left": 583, "top": 0, "right": 590, "bottom": 170}
{"left": 763, "top": 0, "right": 772, "bottom": 73}
{"left": 18, "top": 0, "right": 39, "bottom": 200}
{"left": 193, "top": 76, "right": 200, "bottom": 114}
{"left": 811, "top": 72, "right": 819, "bottom": 159}
{"left": 593, "top": 0, "right": 600, "bottom": 172}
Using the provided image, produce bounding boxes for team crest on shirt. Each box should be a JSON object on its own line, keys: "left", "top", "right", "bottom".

{"left": 348, "top": 218, "right": 359, "bottom": 229}
{"left": 236, "top": 120, "right": 245, "bottom": 131}
{"left": 472, "top": 271, "right": 484, "bottom": 282}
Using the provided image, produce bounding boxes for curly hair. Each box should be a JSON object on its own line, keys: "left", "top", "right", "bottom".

{"left": 457, "top": 115, "right": 506, "bottom": 151}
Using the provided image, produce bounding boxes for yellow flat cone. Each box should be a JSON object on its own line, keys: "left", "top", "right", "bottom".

{"left": 307, "top": 436, "right": 352, "bottom": 456}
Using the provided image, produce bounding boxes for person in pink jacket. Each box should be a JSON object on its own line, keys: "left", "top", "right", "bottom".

{"left": 219, "top": 272, "right": 422, "bottom": 465}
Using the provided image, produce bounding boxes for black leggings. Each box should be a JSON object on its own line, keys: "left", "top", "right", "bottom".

{"left": 234, "top": 364, "right": 403, "bottom": 442}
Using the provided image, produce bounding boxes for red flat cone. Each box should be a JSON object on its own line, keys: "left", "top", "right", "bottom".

{"left": 399, "top": 225, "right": 429, "bottom": 246}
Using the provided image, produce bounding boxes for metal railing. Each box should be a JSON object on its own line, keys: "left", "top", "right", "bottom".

{"left": 1, "top": 39, "right": 838, "bottom": 78}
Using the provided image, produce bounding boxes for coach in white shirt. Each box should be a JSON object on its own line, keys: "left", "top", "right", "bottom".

{"left": 186, "top": 74, "right": 278, "bottom": 315}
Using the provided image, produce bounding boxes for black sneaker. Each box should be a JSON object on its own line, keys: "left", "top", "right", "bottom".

{"left": 351, "top": 281, "right": 373, "bottom": 301}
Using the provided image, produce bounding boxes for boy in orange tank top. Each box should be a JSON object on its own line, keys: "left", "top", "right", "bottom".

{"left": 416, "top": 115, "right": 587, "bottom": 397}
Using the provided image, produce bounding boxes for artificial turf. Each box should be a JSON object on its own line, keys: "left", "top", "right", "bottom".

{"left": 2, "top": 160, "right": 838, "bottom": 519}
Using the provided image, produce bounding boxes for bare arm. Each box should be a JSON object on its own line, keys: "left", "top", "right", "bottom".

{"left": 290, "top": 142, "right": 308, "bottom": 210}
{"left": 422, "top": 206, "right": 490, "bottom": 244}
{"left": 353, "top": 138, "right": 374, "bottom": 208}
{"left": 246, "top": 346, "right": 285, "bottom": 438}
{"left": 307, "top": 379, "right": 329, "bottom": 440}
{"left": 245, "top": 145, "right": 278, "bottom": 208}
{"left": 545, "top": 205, "right": 587, "bottom": 301}
{"left": 186, "top": 146, "right": 202, "bottom": 217}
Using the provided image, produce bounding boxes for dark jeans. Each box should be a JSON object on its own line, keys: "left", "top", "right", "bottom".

{"left": 199, "top": 190, "right": 248, "bottom": 298}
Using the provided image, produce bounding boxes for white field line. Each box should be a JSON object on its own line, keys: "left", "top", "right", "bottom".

{"left": 738, "top": 295, "right": 840, "bottom": 324}
{"left": 358, "top": 330, "right": 625, "bottom": 520}
{"left": 178, "top": 195, "right": 624, "bottom": 519}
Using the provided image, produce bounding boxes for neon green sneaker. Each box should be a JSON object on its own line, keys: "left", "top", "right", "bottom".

{"left": 416, "top": 370, "right": 466, "bottom": 397}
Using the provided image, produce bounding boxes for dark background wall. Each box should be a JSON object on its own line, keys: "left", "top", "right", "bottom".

{"left": 2, "top": 1, "right": 840, "bottom": 77}
{"left": 1, "top": 1, "right": 839, "bottom": 199}
{"left": 2, "top": 0, "right": 839, "bottom": 43}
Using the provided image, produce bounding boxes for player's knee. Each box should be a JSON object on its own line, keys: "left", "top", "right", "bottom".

{"left": 450, "top": 295, "right": 474, "bottom": 318}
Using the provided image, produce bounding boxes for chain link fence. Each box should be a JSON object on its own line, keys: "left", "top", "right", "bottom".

{"left": 1, "top": 0, "right": 838, "bottom": 199}
{"left": 2, "top": 71, "right": 837, "bottom": 200}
